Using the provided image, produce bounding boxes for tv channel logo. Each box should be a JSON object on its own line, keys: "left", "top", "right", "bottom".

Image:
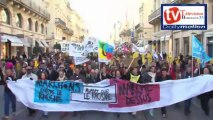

{"left": 161, "top": 4, "right": 207, "bottom": 30}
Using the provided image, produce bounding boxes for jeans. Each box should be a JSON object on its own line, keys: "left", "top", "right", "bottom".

{"left": 184, "top": 99, "right": 192, "bottom": 112}
{"left": 4, "top": 91, "right": 16, "bottom": 116}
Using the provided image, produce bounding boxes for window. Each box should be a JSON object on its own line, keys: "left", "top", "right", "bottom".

{"left": 16, "top": 13, "right": 22, "bottom": 28}
{"left": 35, "top": 21, "right": 38, "bottom": 32}
{"left": 1, "top": 9, "right": 10, "bottom": 24}
{"left": 41, "top": 23, "right": 44, "bottom": 34}
{"left": 27, "top": 18, "right": 32, "bottom": 30}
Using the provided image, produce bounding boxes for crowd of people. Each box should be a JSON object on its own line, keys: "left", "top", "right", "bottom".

{"left": 0, "top": 52, "right": 213, "bottom": 120}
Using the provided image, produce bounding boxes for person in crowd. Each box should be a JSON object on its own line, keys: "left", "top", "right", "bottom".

{"left": 70, "top": 67, "right": 86, "bottom": 82}
{"left": 199, "top": 67, "right": 213, "bottom": 116}
{"left": 80, "top": 65, "right": 87, "bottom": 77}
{"left": 110, "top": 69, "right": 116, "bottom": 78}
{"left": 22, "top": 66, "right": 38, "bottom": 117}
{"left": 37, "top": 61, "right": 49, "bottom": 77}
{"left": 183, "top": 65, "right": 193, "bottom": 116}
{"left": 85, "top": 69, "right": 98, "bottom": 83}
{"left": 65, "top": 62, "right": 74, "bottom": 79}
{"left": 57, "top": 70, "right": 67, "bottom": 81}
{"left": 0, "top": 68, "right": 17, "bottom": 120}
{"left": 47, "top": 63, "right": 58, "bottom": 81}
{"left": 29, "top": 60, "right": 38, "bottom": 74}
{"left": 15, "top": 58, "right": 21, "bottom": 79}
{"left": 156, "top": 68, "right": 172, "bottom": 118}
{"left": 125, "top": 67, "right": 142, "bottom": 116}
{"left": 38, "top": 72, "right": 49, "bottom": 118}
{"left": 145, "top": 66, "right": 157, "bottom": 117}
{"left": 99, "top": 66, "right": 111, "bottom": 81}
{"left": 18, "top": 67, "right": 27, "bottom": 79}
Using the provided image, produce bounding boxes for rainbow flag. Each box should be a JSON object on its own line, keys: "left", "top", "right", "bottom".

{"left": 98, "top": 41, "right": 114, "bottom": 62}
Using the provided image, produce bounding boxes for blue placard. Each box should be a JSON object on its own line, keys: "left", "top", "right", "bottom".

{"left": 34, "top": 80, "right": 83, "bottom": 104}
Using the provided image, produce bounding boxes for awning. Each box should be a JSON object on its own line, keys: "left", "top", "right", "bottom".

{"left": 36, "top": 40, "right": 44, "bottom": 47}
{"left": 20, "top": 38, "right": 31, "bottom": 47}
{"left": 165, "top": 35, "right": 171, "bottom": 41}
{"left": 40, "top": 40, "right": 49, "bottom": 47}
{"left": 160, "top": 36, "right": 165, "bottom": 41}
{"left": 1, "top": 34, "right": 23, "bottom": 46}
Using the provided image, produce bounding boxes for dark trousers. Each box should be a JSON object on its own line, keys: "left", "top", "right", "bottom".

{"left": 161, "top": 107, "right": 167, "bottom": 115}
{"left": 184, "top": 99, "right": 192, "bottom": 112}
{"left": 200, "top": 93, "right": 210, "bottom": 115}
{"left": 4, "top": 91, "right": 16, "bottom": 116}
{"left": 28, "top": 107, "right": 36, "bottom": 116}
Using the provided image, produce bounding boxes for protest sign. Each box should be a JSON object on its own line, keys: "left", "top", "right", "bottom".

{"left": 34, "top": 80, "right": 84, "bottom": 104}
{"left": 83, "top": 37, "right": 98, "bottom": 53}
{"left": 69, "top": 42, "right": 87, "bottom": 57}
{"left": 74, "top": 57, "right": 90, "bottom": 65}
{"left": 71, "top": 85, "right": 116, "bottom": 103}
{"left": 7, "top": 75, "right": 213, "bottom": 112}
{"left": 60, "top": 42, "right": 70, "bottom": 53}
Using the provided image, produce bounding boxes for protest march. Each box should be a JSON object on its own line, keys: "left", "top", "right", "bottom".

{"left": 0, "top": 36, "right": 213, "bottom": 120}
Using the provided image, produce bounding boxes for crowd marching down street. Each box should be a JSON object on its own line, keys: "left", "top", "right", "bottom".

{"left": 0, "top": 40, "right": 213, "bottom": 120}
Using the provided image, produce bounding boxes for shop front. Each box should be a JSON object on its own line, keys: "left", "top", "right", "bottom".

{"left": 1, "top": 34, "right": 24, "bottom": 59}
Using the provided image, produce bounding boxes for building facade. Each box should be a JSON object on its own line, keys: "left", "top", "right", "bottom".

{"left": 0, "top": 0, "right": 50, "bottom": 59}
{"left": 149, "top": 0, "right": 213, "bottom": 57}
{"left": 45, "top": 0, "right": 88, "bottom": 49}
{"left": 135, "top": 0, "right": 154, "bottom": 46}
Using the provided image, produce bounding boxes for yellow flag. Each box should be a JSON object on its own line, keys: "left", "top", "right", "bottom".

{"left": 167, "top": 54, "right": 173, "bottom": 63}
{"left": 147, "top": 53, "right": 152, "bottom": 63}
{"left": 34, "top": 60, "right": 39, "bottom": 68}
{"left": 142, "top": 54, "right": 146, "bottom": 64}
{"left": 133, "top": 52, "right": 139, "bottom": 59}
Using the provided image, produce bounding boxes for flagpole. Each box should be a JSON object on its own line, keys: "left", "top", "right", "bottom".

{"left": 192, "top": 33, "right": 194, "bottom": 77}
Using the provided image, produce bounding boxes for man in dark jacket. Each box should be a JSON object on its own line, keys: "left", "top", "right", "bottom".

{"left": 155, "top": 68, "right": 172, "bottom": 118}
{"left": 70, "top": 67, "right": 86, "bottom": 82}
{"left": 47, "top": 64, "right": 58, "bottom": 81}
{"left": 182, "top": 65, "right": 193, "bottom": 116}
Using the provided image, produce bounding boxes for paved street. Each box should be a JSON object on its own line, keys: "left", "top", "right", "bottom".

{"left": 1, "top": 86, "right": 213, "bottom": 120}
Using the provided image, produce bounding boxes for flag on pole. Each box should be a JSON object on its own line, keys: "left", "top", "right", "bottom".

{"left": 98, "top": 41, "right": 114, "bottom": 63}
{"left": 192, "top": 35, "right": 211, "bottom": 67}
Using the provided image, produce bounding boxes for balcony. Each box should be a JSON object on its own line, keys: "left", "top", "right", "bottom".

{"left": 55, "top": 18, "right": 66, "bottom": 29}
{"left": 12, "top": 0, "right": 50, "bottom": 21}
{"left": 135, "top": 24, "right": 143, "bottom": 33}
{"left": 148, "top": 7, "right": 161, "bottom": 24}
{"left": 0, "top": 0, "right": 6, "bottom": 6}
{"left": 119, "top": 29, "right": 131, "bottom": 37}
{"left": 63, "top": 27, "right": 73, "bottom": 36}
{"left": 148, "top": 0, "right": 182, "bottom": 24}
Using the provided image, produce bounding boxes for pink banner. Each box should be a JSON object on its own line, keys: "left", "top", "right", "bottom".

{"left": 109, "top": 79, "right": 160, "bottom": 108}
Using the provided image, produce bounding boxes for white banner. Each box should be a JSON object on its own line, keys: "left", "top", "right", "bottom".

{"left": 71, "top": 85, "right": 116, "bottom": 103}
{"left": 83, "top": 37, "right": 98, "bottom": 53}
{"left": 74, "top": 57, "right": 90, "bottom": 65}
{"left": 69, "top": 42, "right": 87, "bottom": 57}
{"left": 7, "top": 75, "right": 213, "bottom": 112}
{"left": 60, "top": 42, "right": 70, "bottom": 53}
{"left": 132, "top": 43, "right": 149, "bottom": 54}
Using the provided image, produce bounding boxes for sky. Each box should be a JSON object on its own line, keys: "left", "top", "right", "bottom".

{"left": 70, "top": 0, "right": 140, "bottom": 41}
